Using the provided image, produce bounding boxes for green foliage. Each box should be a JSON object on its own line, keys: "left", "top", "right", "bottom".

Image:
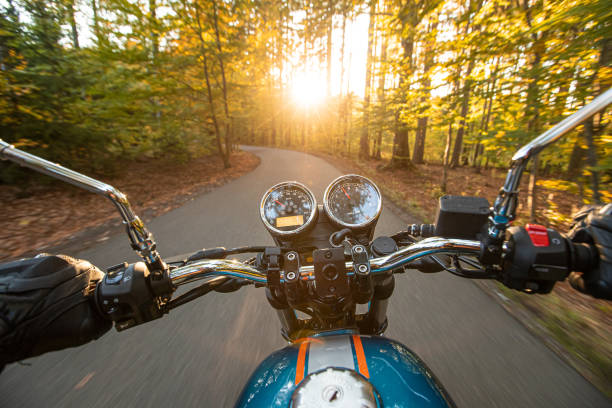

{"left": 0, "top": 0, "right": 609, "bottom": 195}
{"left": 0, "top": 0, "right": 216, "bottom": 182}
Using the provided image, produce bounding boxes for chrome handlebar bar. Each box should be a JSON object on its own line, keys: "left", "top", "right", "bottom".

{"left": 169, "top": 237, "right": 482, "bottom": 287}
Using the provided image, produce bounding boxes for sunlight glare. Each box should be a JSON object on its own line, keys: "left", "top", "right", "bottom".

{"left": 290, "top": 73, "right": 326, "bottom": 108}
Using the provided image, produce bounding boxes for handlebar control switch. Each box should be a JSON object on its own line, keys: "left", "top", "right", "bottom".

{"left": 525, "top": 224, "right": 550, "bottom": 246}
{"left": 502, "top": 226, "right": 570, "bottom": 294}
{"left": 97, "top": 262, "right": 164, "bottom": 331}
{"left": 352, "top": 245, "right": 373, "bottom": 304}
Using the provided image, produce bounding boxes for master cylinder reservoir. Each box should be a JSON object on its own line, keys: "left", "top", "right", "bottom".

{"left": 434, "top": 195, "right": 490, "bottom": 240}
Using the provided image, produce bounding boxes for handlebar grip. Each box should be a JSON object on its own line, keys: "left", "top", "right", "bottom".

{"left": 568, "top": 241, "right": 598, "bottom": 274}
{"left": 502, "top": 225, "right": 600, "bottom": 294}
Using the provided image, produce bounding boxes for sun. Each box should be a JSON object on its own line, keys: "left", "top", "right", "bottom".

{"left": 290, "top": 72, "right": 326, "bottom": 109}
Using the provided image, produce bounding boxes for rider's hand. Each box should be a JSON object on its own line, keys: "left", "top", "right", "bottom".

{"left": 0, "top": 255, "right": 112, "bottom": 366}
{"left": 567, "top": 204, "right": 612, "bottom": 300}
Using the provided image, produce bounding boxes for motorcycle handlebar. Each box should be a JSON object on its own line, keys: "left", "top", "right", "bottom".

{"left": 168, "top": 237, "right": 482, "bottom": 287}
{"left": 167, "top": 230, "right": 599, "bottom": 291}
{"left": 98, "top": 227, "right": 600, "bottom": 329}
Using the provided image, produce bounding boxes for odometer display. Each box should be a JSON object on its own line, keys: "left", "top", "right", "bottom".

{"left": 324, "top": 175, "right": 382, "bottom": 228}
{"left": 260, "top": 182, "right": 317, "bottom": 236}
{"left": 276, "top": 215, "right": 304, "bottom": 228}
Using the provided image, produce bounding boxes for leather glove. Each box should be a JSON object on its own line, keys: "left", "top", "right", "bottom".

{"left": 567, "top": 204, "right": 612, "bottom": 300}
{"left": 0, "top": 255, "right": 112, "bottom": 366}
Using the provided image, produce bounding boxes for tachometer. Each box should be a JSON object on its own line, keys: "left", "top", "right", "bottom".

{"left": 324, "top": 175, "right": 382, "bottom": 229}
{"left": 260, "top": 181, "right": 317, "bottom": 236}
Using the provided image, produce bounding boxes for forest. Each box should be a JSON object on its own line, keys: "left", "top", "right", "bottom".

{"left": 0, "top": 0, "right": 610, "bottom": 204}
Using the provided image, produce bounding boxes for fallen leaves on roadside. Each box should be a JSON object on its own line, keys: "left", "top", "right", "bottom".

{"left": 1, "top": 151, "right": 260, "bottom": 260}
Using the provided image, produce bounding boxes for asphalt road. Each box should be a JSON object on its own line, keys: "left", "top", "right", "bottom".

{"left": 1, "top": 146, "right": 609, "bottom": 408}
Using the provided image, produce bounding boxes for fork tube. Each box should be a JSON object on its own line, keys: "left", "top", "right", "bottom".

{"left": 277, "top": 309, "right": 299, "bottom": 339}
{"left": 368, "top": 274, "right": 395, "bottom": 333}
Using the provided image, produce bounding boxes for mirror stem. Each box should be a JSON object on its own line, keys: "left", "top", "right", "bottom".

{"left": 489, "top": 87, "right": 612, "bottom": 239}
{"left": 0, "top": 141, "right": 171, "bottom": 293}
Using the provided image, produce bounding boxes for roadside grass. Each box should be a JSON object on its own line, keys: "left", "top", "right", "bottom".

{"left": 496, "top": 283, "right": 612, "bottom": 398}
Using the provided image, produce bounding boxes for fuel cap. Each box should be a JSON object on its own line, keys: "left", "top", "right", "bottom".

{"left": 291, "top": 367, "right": 379, "bottom": 408}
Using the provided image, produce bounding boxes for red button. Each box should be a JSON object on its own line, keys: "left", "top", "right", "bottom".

{"left": 525, "top": 224, "right": 549, "bottom": 247}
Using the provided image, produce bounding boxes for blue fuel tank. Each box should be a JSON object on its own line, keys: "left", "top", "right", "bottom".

{"left": 234, "top": 334, "right": 455, "bottom": 407}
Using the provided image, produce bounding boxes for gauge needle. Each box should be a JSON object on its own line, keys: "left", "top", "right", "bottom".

{"left": 275, "top": 200, "right": 286, "bottom": 208}
{"left": 341, "top": 187, "right": 351, "bottom": 200}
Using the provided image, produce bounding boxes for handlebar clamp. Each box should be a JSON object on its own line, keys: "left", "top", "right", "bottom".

{"left": 352, "top": 245, "right": 373, "bottom": 304}
{"left": 283, "top": 251, "right": 303, "bottom": 305}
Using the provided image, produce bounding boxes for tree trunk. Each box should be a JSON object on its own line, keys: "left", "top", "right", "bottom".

{"left": 359, "top": 0, "right": 376, "bottom": 159}
{"left": 149, "top": 0, "right": 159, "bottom": 58}
{"left": 450, "top": 56, "right": 475, "bottom": 168}
{"left": 326, "top": 1, "right": 333, "bottom": 98}
{"left": 194, "top": 3, "right": 229, "bottom": 168}
{"left": 584, "top": 119, "right": 602, "bottom": 203}
{"left": 522, "top": 0, "right": 548, "bottom": 215}
{"left": 389, "top": 2, "right": 417, "bottom": 168}
{"left": 374, "top": 132, "right": 382, "bottom": 159}
{"left": 211, "top": 0, "right": 232, "bottom": 167}
{"left": 339, "top": 6, "right": 347, "bottom": 95}
{"left": 566, "top": 137, "right": 585, "bottom": 179}
{"left": 476, "top": 61, "right": 498, "bottom": 169}
{"left": 474, "top": 58, "right": 499, "bottom": 168}
{"left": 202, "top": 56, "right": 227, "bottom": 168}
{"left": 412, "top": 17, "right": 438, "bottom": 164}
{"left": 67, "top": 0, "right": 79, "bottom": 49}
{"left": 91, "top": 0, "right": 103, "bottom": 46}
{"left": 278, "top": 14, "right": 287, "bottom": 146}
{"left": 449, "top": 0, "right": 482, "bottom": 168}
{"left": 375, "top": 20, "right": 388, "bottom": 160}
{"left": 472, "top": 95, "right": 484, "bottom": 167}
{"left": 441, "top": 120, "right": 453, "bottom": 193}
{"left": 390, "top": 111, "right": 411, "bottom": 168}
{"left": 338, "top": 4, "right": 348, "bottom": 153}
{"left": 346, "top": 97, "right": 352, "bottom": 154}
{"left": 413, "top": 119, "right": 427, "bottom": 164}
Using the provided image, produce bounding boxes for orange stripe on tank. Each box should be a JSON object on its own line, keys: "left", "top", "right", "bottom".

{"left": 352, "top": 335, "right": 370, "bottom": 378}
{"left": 295, "top": 340, "right": 309, "bottom": 384}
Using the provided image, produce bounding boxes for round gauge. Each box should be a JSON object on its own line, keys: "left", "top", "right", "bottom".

{"left": 324, "top": 175, "right": 382, "bottom": 228}
{"left": 260, "top": 181, "right": 317, "bottom": 236}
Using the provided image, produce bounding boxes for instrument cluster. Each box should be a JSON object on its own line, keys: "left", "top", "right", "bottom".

{"left": 260, "top": 175, "right": 382, "bottom": 238}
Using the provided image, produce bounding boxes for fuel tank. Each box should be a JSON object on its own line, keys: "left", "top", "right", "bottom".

{"left": 234, "top": 334, "right": 455, "bottom": 407}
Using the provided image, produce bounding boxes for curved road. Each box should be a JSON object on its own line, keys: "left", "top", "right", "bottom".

{"left": 1, "top": 147, "right": 609, "bottom": 407}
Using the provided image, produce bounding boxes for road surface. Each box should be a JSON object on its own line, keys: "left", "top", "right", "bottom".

{"left": 1, "top": 146, "right": 609, "bottom": 407}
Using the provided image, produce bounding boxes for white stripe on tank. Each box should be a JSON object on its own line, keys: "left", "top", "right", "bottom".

{"left": 307, "top": 335, "right": 355, "bottom": 374}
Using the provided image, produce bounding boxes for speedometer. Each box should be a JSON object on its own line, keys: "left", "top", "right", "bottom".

{"left": 260, "top": 181, "right": 317, "bottom": 236}
{"left": 324, "top": 175, "right": 382, "bottom": 229}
